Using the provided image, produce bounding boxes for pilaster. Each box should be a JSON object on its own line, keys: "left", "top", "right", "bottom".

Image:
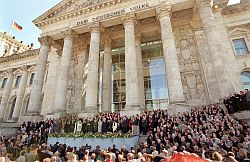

{"left": 0, "top": 69, "right": 14, "bottom": 121}
{"left": 12, "top": 65, "right": 28, "bottom": 121}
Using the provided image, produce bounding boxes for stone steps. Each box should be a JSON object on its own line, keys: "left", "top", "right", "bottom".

{"left": 0, "top": 122, "right": 20, "bottom": 136}
{"left": 234, "top": 110, "right": 250, "bottom": 125}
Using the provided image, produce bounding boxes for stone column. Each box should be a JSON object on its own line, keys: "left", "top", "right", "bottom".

{"left": 156, "top": 4, "right": 185, "bottom": 104}
{"left": 122, "top": 13, "right": 140, "bottom": 115}
{"left": 0, "top": 69, "right": 14, "bottom": 121}
{"left": 27, "top": 36, "right": 52, "bottom": 114}
{"left": 102, "top": 39, "right": 112, "bottom": 113}
{"left": 41, "top": 47, "right": 60, "bottom": 115}
{"left": 135, "top": 35, "right": 145, "bottom": 109}
{"left": 12, "top": 65, "right": 28, "bottom": 121}
{"left": 54, "top": 30, "right": 76, "bottom": 113}
{"left": 195, "top": 0, "right": 233, "bottom": 98}
{"left": 85, "top": 22, "right": 101, "bottom": 113}
{"left": 214, "top": 8, "right": 243, "bottom": 92}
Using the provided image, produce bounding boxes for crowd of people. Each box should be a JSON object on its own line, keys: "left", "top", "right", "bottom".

{"left": 223, "top": 90, "right": 250, "bottom": 114}
{"left": 0, "top": 90, "right": 249, "bottom": 161}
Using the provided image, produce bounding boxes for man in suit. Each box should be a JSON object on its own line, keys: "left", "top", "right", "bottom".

{"left": 246, "top": 89, "right": 250, "bottom": 110}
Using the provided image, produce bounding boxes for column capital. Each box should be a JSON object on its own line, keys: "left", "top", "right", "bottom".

{"left": 38, "top": 36, "right": 54, "bottom": 47}
{"left": 121, "top": 12, "right": 136, "bottom": 26}
{"left": 156, "top": 3, "right": 172, "bottom": 20}
{"left": 62, "top": 29, "right": 78, "bottom": 39}
{"left": 194, "top": 0, "right": 212, "bottom": 11}
{"left": 88, "top": 22, "right": 104, "bottom": 33}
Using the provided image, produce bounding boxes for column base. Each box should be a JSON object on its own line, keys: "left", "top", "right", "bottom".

{"left": 167, "top": 103, "right": 191, "bottom": 116}
{"left": 20, "top": 113, "right": 43, "bottom": 122}
{"left": 169, "top": 99, "right": 186, "bottom": 105}
{"left": 120, "top": 104, "right": 141, "bottom": 117}
{"left": 78, "top": 112, "right": 98, "bottom": 118}
{"left": 12, "top": 117, "right": 18, "bottom": 122}
{"left": 84, "top": 106, "right": 99, "bottom": 113}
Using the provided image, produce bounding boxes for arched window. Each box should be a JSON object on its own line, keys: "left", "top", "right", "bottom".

{"left": 8, "top": 97, "right": 16, "bottom": 120}
{"left": 241, "top": 71, "right": 250, "bottom": 90}
{"left": 21, "top": 94, "right": 30, "bottom": 115}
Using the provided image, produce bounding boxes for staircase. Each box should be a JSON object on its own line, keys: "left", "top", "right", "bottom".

{"left": 0, "top": 122, "right": 20, "bottom": 136}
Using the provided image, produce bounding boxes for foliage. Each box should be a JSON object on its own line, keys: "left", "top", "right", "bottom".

{"left": 48, "top": 132, "right": 133, "bottom": 139}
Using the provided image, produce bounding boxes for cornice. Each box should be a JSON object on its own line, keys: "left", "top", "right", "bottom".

{"left": 0, "top": 49, "right": 39, "bottom": 64}
{"left": 221, "top": 2, "right": 250, "bottom": 15}
{"left": 35, "top": 0, "right": 126, "bottom": 28}
{"left": 0, "top": 32, "right": 29, "bottom": 50}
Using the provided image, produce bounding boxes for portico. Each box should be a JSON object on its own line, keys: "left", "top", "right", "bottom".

{"left": 16, "top": 0, "right": 244, "bottom": 118}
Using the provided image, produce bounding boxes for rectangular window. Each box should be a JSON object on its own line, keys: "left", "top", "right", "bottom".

{"left": 15, "top": 76, "right": 22, "bottom": 87}
{"left": 233, "top": 38, "right": 249, "bottom": 55}
{"left": 29, "top": 73, "right": 35, "bottom": 84}
{"left": 1, "top": 78, "right": 7, "bottom": 89}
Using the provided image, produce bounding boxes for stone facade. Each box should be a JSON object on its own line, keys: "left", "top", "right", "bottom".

{"left": 0, "top": 0, "right": 250, "bottom": 121}
{"left": 0, "top": 30, "right": 30, "bottom": 57}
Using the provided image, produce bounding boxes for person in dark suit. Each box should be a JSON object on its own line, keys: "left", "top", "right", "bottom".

{"left": 246, "top": 89, "right": 250, "bottom": 111}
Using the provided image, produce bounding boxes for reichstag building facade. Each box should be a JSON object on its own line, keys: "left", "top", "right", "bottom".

{"left": 0, "top": 0, "right": 250, "bottom": 122}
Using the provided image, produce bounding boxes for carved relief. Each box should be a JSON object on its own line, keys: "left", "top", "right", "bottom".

{"left": 173, "top": 25, "right": 208, "bottom": 104}
{"left": 66, "top": 48, "right": 79, "bottom": 113}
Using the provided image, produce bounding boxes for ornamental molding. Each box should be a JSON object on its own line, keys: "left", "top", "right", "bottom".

{"left": 62, "top": 29, "right": 78, "bottom": 39}
{"left": 0, "top": 49, "right": 39, "bottom": 64}
{"left": 38, "top": 36, "right": 55, "bottom": 47}
{"left": 222, "top": 2, "right": 250, "bottom": 15}
{"left": 228, "top": 28, "right": 249, "bottom": 37}
{"left": 13, "top": 69, "right": 23, "bottom": 75}
{"left": 194, "top": 0, "right": 212, "bottom": 11}
{"left": 34, "top": 0, "right": 127, "bottom": 28}
{"left": 156, "top": 3, "right": 172, "bottom": 19}
{"left": 28, "top": 66, "right": 36, "bottom": 72}
{"left": 88, "top": 21, "right": 104, "bottom": 33}
{"left": 121, "top": 12, "right": 136, "bottom": 26}
{"left": 0, "top": 71, "right": 8, "bottom": 78}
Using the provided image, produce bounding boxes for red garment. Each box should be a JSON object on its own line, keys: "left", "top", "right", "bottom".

{"left": 164, "top": 152, "right": 207, "bottom": 162}
{"left": 105, "top": 158, "right": 112, "bottom": 162}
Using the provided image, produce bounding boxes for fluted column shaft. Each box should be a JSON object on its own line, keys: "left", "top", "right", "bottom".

{"left": 156, "top": 4, "right": 185, "bottom": 104}
{"left": 135, "top": 36, "right": 145, "bottom": 109}
{"left": 102, "top": 39, "right": 112, "bottom": 113}
{"left": 27, "top": 36, "right": 52, "bottom": 114}
{"left": 0, "top": 69, "right": 14, "bottom": 120}
{"left": 122, "top": 13, "right": 140, "bottom": 112}
{"left": 85, "top": 23, "right": 101, "bottom": 112}
{"left": 12, "top": 66, "right": 28, "bottom": 121}
{"left": 54, "top": 30, "right": 76, "bottom": 112}
{"left": 195, "top": 0, "right": 232, "bottom": 98}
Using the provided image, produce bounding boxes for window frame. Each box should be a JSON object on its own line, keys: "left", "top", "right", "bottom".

{"left": 29, "top": 73, "right": 35, "bottom": 85}
{"left": 232, "top": 38, "right": 249, "bottom": 56}
{"left": 1, "top": 78, "right": 7, "bottom": 89}
{"left": 14, "top": 75, "right": 22, "bottom": 88}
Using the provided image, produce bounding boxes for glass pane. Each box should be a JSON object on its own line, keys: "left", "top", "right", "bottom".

{"left": 233, "top": 38, "right": 249, "bottom": 55}
{"left": 111, "top": 40, "right": 169, "bottom": 111}
{"left": 241, "top": 71, "right": 250, "bottom": 90}
{"left": 1, "top": 78, "right": 7, "bottom": 88}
